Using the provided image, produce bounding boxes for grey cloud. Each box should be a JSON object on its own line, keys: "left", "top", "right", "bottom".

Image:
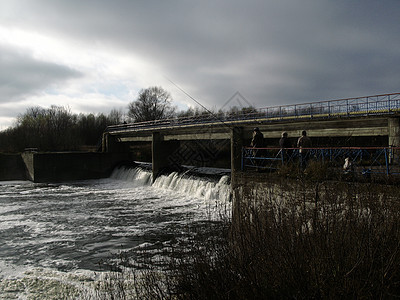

{"left": 0, "top": 45, "right": 82, "bottom": 103}
{"left": 1, "top": 0, "right": 400, "bottom": 109}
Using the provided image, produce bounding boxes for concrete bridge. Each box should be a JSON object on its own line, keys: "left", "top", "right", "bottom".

{"left": 2, "top": 93, "right": 400, "bottom": 183}
{"left": 102, "top": 93, "right": 400, "bottom": 180}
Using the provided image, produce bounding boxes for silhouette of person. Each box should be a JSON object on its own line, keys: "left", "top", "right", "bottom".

{"left": 279, "top": 131, "right": 292, "bottom": 163}
{"left": 251, "top": 127, "right": 264, "bottom": 152}
{"left": 297, "top": 130, "right": 312, "bottom": 170}
{"left": 251, "top": 127, "right": 264, "bottom": 167}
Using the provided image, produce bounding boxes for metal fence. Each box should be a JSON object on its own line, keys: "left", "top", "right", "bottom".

{"left": 254, "top": 93, "right": 400, "bottom": 121}
{"left": 242, "top": 147, "right": 400, "bottom": 176}
{"left": 106, "top": 93, "right": 400, "bottom": 133}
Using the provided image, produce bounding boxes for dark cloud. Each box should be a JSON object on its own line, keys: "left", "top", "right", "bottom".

{"left": 0, "top": 45, "right": 82, "bottom": 103}
{"left": 1, "top": 0, "right": 400, "bottom": 117}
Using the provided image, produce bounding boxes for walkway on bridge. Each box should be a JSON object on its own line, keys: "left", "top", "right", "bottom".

{"left": 106, "top": 93, "right": 400, "bottom": 133}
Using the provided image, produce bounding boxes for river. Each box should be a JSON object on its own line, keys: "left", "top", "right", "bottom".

{"left": 0, "top": 165, "right": 231, "bottom": 299}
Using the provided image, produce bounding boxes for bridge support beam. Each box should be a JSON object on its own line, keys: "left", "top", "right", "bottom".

{"left": 231, "top": 127, "right": 243, "bottom": 188}
{"left": 102, "top": 132, "right": 110, "bottom": 152}
{"left": 102, "top": 132, "right": 130, "bottom": 153}
{"left": 388, "top": 117, "right": 400, "bottom": 147}
{"left": 152, "top": 132, "right": 180, "bottom": 181}
{"left": 388, "top": 117, "right": 400, "bottom": 164}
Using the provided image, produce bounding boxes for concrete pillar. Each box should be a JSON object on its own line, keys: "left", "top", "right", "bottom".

{"left": 102, "top": 132, "right": 121, "bottom": 153}
{"left": 231, "top": 127, "right": 243, "bottom": 188}
{"left": 388, "top": 117, "right": 400, "bottom": 164}
{"left": 152, "top": 132, "right": 163, "bottom": 180}
{"left": 152, "top": 132, "right": 180, "bottom": 181}
{"left": 388, "top": 117, "right": 400, "bottom": 147}
{"left": 102, "top": 132, "right": 130, "bottom": 153}
{"left": 102, "top": 132, "right": 109, "bottom": 152}
{"left": 21, "top": 152, "right": 34, "bottom": 181}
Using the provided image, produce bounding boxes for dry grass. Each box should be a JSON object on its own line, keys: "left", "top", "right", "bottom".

{"left": 164, "top": 180, "right": 400, "bottom": 299}
{"left": 93, "top": 179, "right": 400, "bottom": 299}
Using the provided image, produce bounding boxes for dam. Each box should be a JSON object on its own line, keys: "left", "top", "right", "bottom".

{"left": 1, "top": 92, "right": 400, "bottom": 183}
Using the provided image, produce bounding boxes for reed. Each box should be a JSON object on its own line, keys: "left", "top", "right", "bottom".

{"left": 164, "top": 180, "right": 400, "bottom": 299}
{"left": 94, "top": 179, "right": 400, "bottom": 299}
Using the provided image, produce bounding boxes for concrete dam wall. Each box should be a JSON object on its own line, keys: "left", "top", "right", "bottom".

{"left": 0, "top": 152, "right": 132, "bottom": 183}
{"left": 0, "top": 154, "right": 27, "bottom": 181}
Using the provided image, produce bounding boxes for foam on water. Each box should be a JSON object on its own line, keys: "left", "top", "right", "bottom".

{"left": 110, "top": 165, "right": 153, "bottom": 186}
{"left": 153, "top": 172, "right": 231, "bottom": 201}
{"left": 111, "top": 165, "right": 231, "bottom": 202}
{"left": 0, "top": 166, "right": 231, "bottom": 298}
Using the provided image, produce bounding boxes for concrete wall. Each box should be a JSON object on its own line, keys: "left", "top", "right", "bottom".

{"left": 0, "top": 152, "right": 133, "bottom": 183}
{"left": 0, "top": 154, "right": 27, "bottom": 181}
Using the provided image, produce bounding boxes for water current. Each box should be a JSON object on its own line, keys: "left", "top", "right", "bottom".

{"left": 0, "top": 165, "right": 231, "bottom": 299}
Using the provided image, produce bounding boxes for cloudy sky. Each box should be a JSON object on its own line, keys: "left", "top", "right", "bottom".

{"left": 1, "top": 0, "right": 399, "bottom": 130}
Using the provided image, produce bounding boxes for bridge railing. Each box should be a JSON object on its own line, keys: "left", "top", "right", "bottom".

{"left": 106, "top": 93, "right": 400, "bottom": 133}
{"left": 242, "top": 146, "right": 400, "bottom": 177}
{"left": 255, "top": 93, "right": 400, "bottom": 120}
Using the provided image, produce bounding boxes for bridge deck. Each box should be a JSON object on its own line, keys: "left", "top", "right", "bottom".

{"left": 106, "top": 93, "right": 400, "bottom": 135}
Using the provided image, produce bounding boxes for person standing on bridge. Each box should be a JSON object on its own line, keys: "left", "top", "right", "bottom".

{"left": 251, "top": 127, "right": 264, "bottom": 150}
{"left": 297, "top": 130, "right": 312, "bottom": 170}
{"left": 251, "top": 128, "right": 264, "bottom": 168}
{"left": 279, "top": 131, "right": 292, "bottom": 163}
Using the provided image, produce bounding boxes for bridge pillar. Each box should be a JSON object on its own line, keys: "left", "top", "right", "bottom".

{"left": 388, "top": 117, "right": 400, "bottom": 164}
{"left": 152, "top": 132, "right": 180, "bottom": 181}
{"left": 102, "top": 132, "right": 130, "bottom": 153}
{"left": 102, "top": 132, "right": 120, "bottom": 152}
{"left": 231, "top": 127, "right": 243, "bottom": 188}
{"left": 388, "top": 117, "right": 400, "bottom": 147}
{"left": 102, "top": 132, "right": 110, "bottom": 152}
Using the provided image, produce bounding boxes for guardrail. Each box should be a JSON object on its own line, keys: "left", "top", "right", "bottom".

{"left": 106, "top": 93, "right": 400, "bottom": 133}
{"left": 242, "top": 146, "right": 400, "bottom": 177}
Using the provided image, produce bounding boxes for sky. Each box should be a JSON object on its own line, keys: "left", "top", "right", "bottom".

{"left": 1, "top": 0, "right": 399, "bottom": 130}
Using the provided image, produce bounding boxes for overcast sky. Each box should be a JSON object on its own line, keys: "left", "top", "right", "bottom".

{"left": 1, "top": 0, "right": 399, "bottom": 130}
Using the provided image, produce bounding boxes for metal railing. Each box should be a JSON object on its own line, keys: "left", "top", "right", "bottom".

{"left": 256, "top": 93, "right": 400, "bottom": 120}
{"left": 242, "top": 147, "right": 400, "bottom": 176}
{"left": 106, "top": 93, "right": 400, "bottom": 133}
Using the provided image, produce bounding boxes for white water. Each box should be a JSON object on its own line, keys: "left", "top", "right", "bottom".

{"left": 0, "top": 166, "right": 231, "bottom": 299}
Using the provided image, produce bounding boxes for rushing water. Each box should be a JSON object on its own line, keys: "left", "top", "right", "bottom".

{"left": 0, "top": 165, "right": 231, "bottom": 299}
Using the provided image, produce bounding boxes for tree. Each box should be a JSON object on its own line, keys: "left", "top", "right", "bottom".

{"left": 128, "top": 86, "right": 176, "bottom": 122}
{"left": 0, "top": 106, "right": 128, "bottom": 152}
{"left": 108, "top": 109, "right": 124, "bottom": 125}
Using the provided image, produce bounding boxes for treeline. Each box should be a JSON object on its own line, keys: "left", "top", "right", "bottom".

{"left": 0, "top": 86, "right": 258, "bottom": 153}
{"left": 0, "top": 106, "right": 124, "bottom": 153}
{"left": 0, "top": 104, "right": 256, "bottom": 153}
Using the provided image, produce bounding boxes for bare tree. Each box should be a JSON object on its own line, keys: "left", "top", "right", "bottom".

{"left": 128, "top": 86, "right": 176, "bottom": 122}
{"left": 108, "top": 109, "right": 124, "bottom": 125}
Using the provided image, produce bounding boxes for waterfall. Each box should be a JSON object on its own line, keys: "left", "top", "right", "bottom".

{"left": 110, "top": 165, "right": 152, "bottom": 186}
{"left": 110, "top": 165, "right": 231, "bottom": 202}
{"left": 153, "top": 172, "right": 231, "bottom": 202}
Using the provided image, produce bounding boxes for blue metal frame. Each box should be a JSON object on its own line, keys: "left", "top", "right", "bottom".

{"left": 242, "top": 147, "right": 400, "bottom": 176}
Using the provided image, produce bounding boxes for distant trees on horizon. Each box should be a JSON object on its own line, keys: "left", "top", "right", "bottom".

{"left": 0, "top": 105, "right": 122, "bottom": 153}
{"left": 0, "top": 86, "right": 256, "bottom": 153}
